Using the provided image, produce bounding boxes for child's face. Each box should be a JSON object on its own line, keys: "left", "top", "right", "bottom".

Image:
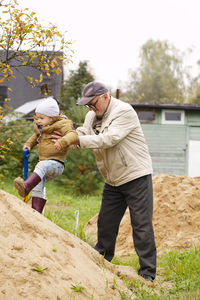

{"left": 35, "top": 113, "right": 53, "bottom": 127}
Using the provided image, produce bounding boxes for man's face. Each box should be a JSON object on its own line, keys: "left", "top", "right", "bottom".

{"left": 86, "top": 94, "right": 109, "bottom": 118}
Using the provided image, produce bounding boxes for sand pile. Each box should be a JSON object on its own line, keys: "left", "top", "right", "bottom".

{"left": 85, "top": 174, "right": 200, "bottom": 256}
{"left": 0, "top": 189, "right": 139, "bottom": 300}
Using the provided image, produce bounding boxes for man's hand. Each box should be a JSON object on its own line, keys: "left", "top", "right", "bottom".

{"left": 54, "top": 141, "right": 62, "bottom": 151}
{"left": 52, "top": 130, "right": 80, "bottom": 146}
{"left": 73, "top": 137, "right": 80, "bottom": 146}
{"left": 51, "top": 131, "right": 63, "bottom": 143}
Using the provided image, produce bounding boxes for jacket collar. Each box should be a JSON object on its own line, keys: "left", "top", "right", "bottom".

{"left": 103, "top": 96, "right": 114, "bottom": 119}
{"left": 92, "top": 97, "right": 117, "bottom": 132}
{"left": 33, "top": 115, "right": 62, "bottom": 133}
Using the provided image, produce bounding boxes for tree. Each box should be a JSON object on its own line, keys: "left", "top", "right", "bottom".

{"left": 0, "top": 0, "right": 73, "bottom": 175}
{"left": 60, "top": 61, "right": 94, "bottom": 125}
{"left": 126, "top": 39, "right": 187, "bottom": 103}
{"left": 0, "top": 0, "right": 72, "bottom": 88}
{"left": 187, "top": 61, "right": 200, "bottom": 104}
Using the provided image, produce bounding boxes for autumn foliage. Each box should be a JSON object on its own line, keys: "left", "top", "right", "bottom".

{"left": 0, "top": 0, "right": 73, "bottom": 175}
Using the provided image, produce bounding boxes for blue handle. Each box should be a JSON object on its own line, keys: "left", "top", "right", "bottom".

{"left": 23, "top": 148, "right": 29, "bottom": 180}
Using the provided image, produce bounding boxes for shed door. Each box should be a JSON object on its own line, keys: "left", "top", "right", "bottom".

{"left": 188, "top": 140, "right": 200, "bottom": 177}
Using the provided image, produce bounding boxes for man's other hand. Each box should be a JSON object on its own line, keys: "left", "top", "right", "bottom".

{"left": 51, "top": 131, "right": 62, "bottom": 143}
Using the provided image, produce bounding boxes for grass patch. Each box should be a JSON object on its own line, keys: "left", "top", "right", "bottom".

{"left": 0, "top": 176, "right": 101, "bottom": 239}
{"left": 1, "top": 177, "right": 200, "bottom": 299}
{"left": 112, "top": 254, "right": 140, "bottom": 272}
{"left": 158, "top": 248, "right": 200, "bottom": 298}
{"left": 44, "top": 180, "right": 101, "bottom": 239}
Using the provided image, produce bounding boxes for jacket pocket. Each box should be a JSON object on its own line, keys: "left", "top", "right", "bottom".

{"left": 118, "top": 147, "right": 127, "bottom": 167}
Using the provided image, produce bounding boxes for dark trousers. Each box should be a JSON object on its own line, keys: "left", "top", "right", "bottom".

{"left": 94, "top": 174, "right": 157, "bottom": 279}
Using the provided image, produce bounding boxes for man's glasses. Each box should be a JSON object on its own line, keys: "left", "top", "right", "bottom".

{"left": 85, "top": 95, "right": 104, "bottom": 110}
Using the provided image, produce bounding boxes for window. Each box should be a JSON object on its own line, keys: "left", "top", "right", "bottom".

{"left": 136, "top": 109, "right": 155, "bottom": 123}
{"left": 0, "top": 86, "right": 8, "bottom": 106}
{"left": 161, "top": 110, "right": 185, "bottom": 124}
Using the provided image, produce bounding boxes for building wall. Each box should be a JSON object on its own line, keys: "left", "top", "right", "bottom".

{"left": 142, "top": 124, "right": 187, "bottom": 175}
{"left": 186, "top": 110, "right": 200, "bottom": 126}
{"left": 0, "top": 51, "right": 63, "bottom": 109}
{"left": 186, "top": 111, "right": 200, "bottom": 176}
{"left": 140, "top": 109, "right": 200, "bottom": 176}
{"left": 0, "top": 67, "right": 63, "bottom": 109}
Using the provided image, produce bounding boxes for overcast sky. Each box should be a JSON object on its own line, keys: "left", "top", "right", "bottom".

{"left": 18, "top": 0, "right": 200, "bottom": 90}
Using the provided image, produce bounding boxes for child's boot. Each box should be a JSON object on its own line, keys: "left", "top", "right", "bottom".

{"left": 32, "top": 197, "right": 46, "bottom": 213}
{"left": 14, "top": 172, "right": 41, "bottom": 197}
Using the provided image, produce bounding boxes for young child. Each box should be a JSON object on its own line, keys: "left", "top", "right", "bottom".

{"left": 14, "top": 97, "right": 78, "bottom": 213}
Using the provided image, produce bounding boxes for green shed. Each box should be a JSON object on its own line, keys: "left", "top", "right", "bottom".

{"left": 131, "top": 103, "right": 200, "bottom": 177}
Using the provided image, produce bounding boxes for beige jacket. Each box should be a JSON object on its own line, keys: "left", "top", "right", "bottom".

{"left": 25, "top": 116, "right": 78, "bottom": 161}
{"left": 76, "top": 97, "right": 153, "bottom": 186}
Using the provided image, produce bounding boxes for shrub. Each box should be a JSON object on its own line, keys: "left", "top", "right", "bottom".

{"left": 0, "top": 118, "right": 103, "bottom": 194}
{"left": 0, "top": 118, "right": 37, "bottom": 178}
{"left": 56, "top": 148, "right": 103, "bottom": 195}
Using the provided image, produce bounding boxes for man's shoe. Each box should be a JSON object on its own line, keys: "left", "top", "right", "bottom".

{"left": 141, "top": 274, "right": 154, "bottom": 282}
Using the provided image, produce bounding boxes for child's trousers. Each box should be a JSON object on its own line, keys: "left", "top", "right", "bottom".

{"left": 32, "top": 160, "right": 64, "bottom": 198}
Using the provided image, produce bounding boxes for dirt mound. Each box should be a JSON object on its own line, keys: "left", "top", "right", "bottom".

{"left": 0, "top": 189, "right": 139, "bottom": 300}
{"left": 85, "top": 174, "right": 200, "bottom": 256}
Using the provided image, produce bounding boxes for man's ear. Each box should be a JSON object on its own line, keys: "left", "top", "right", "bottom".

{"left": 104, "top": 93, "right": 110, "bottom": 102}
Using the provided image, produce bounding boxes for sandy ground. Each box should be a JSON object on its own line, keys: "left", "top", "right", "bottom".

{"left": 0, "top": 188, "right": 142, "bottom": 300}
{"left": 1, "top": 173, "right": 200, "bottom": 299}
{"left": 85, "top": 174, "right": 200, "bottom": 257}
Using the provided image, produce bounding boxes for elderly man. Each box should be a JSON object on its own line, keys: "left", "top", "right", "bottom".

{"left": 54, "top": 81, "right": 157, "bottom": 282}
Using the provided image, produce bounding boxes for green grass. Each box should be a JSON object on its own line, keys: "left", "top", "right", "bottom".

{"left": 44, "top": 180, "right": 101, "bottom": 241}
{"left": 0, "top": 177, "right": 101, "bottom": 240}
{"left": 113, "top": 248, "right": 200, "bottom": 299}
{"left": 1, "top": 177, "right": 200, "bottom": 299}
{"left": 158, "top": 249, "right": 200, "bottom": 298}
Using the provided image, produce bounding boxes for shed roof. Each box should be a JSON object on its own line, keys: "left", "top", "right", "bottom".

{"left": 2, "top": 98, "right": 45, "bottom": 123}
{"left": 130, "top": 103, "right": 200, "bottom": 111}
{"left": 14, "top": 98, "right": 44, "bottom": 114}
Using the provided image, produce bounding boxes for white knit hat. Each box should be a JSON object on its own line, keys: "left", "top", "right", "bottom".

{"left": 35, "top": 97, "right": 60, "bottom": 117}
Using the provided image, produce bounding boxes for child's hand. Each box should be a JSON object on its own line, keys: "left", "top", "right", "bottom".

{"left": 54, "top": 141, "right": 61, "bottom": 151}
{"left": 23, "top": 145, "right": 30, "bottom": 151}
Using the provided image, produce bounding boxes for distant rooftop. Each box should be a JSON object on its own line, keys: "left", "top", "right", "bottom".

{"left": 15, "top": 98, "right": 44, "bottom": 114}
{"left": 2, "top": 98, "right": 45, "bottom": 123}
{"left": 130, "top": 102, "right": 200, "bottom": 111}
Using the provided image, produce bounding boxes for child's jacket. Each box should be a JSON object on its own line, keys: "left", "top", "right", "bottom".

{"left": 24, "top": 116, "right": 78, "bottom": 161}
